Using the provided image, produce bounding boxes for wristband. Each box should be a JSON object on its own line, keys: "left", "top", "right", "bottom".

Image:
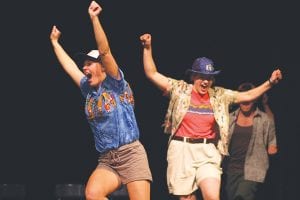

{"left": 268, "top": 79, "right": 275, "bottom": 86}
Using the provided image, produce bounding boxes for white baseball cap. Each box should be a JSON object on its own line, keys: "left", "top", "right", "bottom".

{"left": 75, "top": 50, "right": 101, "bottom": 66}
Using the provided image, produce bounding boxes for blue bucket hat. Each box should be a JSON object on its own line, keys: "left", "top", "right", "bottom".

{"left": 186, "top": 57, "right": 221, "bottom": 75}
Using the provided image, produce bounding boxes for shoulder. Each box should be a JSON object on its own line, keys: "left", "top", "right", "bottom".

{"left": 107, "top": 68, "right": 125, "bottom": 81}
{"left": 167, "top": 78, "right": 192, "bottom": 91}
{"left": 210, "top": 86, "right": 238, "bottom": 96}
{"left": 256, "top": 109, "right": 274, "bottom": 123}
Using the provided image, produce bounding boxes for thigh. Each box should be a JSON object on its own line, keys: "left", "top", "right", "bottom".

{"left": 116, "top": 141, "right": 152, "bottom": 184}
{"left": 126, "top": 180, "right": 150, "bottom": 200}
{"left": 196, "top": 144, "right": 222, "bottom": 199}
{"left": 225, "top": 172, "right": 243, "bottom": 200}
{"left": 85, "top": 167, "right": 121, "bottom": 198}
{"left": 235, "top": 180, "right": 259, "bottom": 200}
{"left": 199, "top": 177, "right": 220, "bottom": 200}
{"left": 178, "top": 193, "right": 197, "bottom": 200}
{"left": 196, "top": 144, "right": 222, "bottom": 182}
{"left": 167, "top": 141, "right": 198, "bottom": 195}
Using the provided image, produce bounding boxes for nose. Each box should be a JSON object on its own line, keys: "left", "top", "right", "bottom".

{"left": 82, "top": 65, "right": 90, "bottom": 71}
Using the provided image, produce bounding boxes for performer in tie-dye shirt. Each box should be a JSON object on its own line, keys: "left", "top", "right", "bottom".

{"left": 50, "top": 1, "right": 152, "bottom": 200}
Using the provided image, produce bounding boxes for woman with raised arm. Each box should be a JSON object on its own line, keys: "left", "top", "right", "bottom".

{"left": 49, "top": 1, "right": 152, "bottom": 200}
{"left": 140, "top": 33, "right": 282, "bottom": 200}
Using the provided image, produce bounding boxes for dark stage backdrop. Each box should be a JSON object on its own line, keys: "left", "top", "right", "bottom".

{"left": 1, "top": 1, "right": 299, "bottom": 199}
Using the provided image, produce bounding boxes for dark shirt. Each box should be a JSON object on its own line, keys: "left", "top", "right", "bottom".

{"left": 227, "top": 124, "right": 253, "bottom": 173}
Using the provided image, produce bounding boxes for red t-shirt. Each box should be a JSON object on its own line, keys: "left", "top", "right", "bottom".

{"left": 176, "top": 89, "right": 216, "bottom": 139}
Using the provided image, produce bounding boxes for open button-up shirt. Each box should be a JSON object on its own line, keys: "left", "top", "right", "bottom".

{"left": 163, "top": 78, "right": 238, "bottom": 155}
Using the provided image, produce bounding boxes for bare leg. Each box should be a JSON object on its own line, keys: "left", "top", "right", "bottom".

{"left": 126, "top": 180, "right": 150, "bottom": 200}
{"left": 179, "top": 193, "right": 197, "bottom": 200}
{"left": 198, "top": 177, "right": 220, "bottom": 200}
{"left": 85, "top": 167, "right": 121, "bottom": 200}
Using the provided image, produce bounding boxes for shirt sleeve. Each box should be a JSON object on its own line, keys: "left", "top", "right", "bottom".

{"left": 105, "top": 68, "right": 128, "bottom": 94}
{"left": 165, "top": 78, "right": 189, "bottom": 98}
{"left": 267, "top": 117, "right": 277, "bottom": 146}
{"left": 224, "top": 88, "right": 239, "bottom": 105}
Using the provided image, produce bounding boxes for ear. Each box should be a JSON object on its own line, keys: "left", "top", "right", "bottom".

{"left": 190, "top": 74, "right": 196, "bottom": 83}
{"left": 100, "top": 65, "right": 106, "bottom": 72}
{"left": 211, "top": 77, "right": 215, "bottom": 86}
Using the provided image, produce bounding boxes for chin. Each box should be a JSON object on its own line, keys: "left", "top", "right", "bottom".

{"left": 199, "top": 89, "right": 208, "bottom": 95}
{"left": 88, "top": 81, "right": 96, "bottom": 87}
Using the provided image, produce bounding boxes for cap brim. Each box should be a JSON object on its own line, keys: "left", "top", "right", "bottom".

{"left": 185, "top": 69, "right": 221, "bottom": 75}
{"left": 74, "top": 52, "right": 101, "bottom": 67}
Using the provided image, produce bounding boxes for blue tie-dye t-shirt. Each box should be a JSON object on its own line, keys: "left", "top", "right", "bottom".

{"left": 80, "top": 69, "right": 139, "bottom": 153}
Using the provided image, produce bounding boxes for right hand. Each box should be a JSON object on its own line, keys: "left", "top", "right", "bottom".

{"left": 50, "top": 25, "right": 61, "bottom": 42}
{"left": 140, "top": 33, "right": 152, "bottom": 49}
{"left": 88, "top": 1, "right": 102, "bottom": 18}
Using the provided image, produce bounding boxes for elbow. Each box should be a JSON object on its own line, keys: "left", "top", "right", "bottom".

{"left": 145, "top": 72, "right": 152, "bottom": 80}
{"left": 145, "top": 70, "right": 156, "bottom": 80}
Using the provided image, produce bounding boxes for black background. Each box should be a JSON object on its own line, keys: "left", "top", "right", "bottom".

{"left": 1, "top": 0, "right": 299, "bottom": 199}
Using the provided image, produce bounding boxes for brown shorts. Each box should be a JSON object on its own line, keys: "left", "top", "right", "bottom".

{"left": 97, "top": 140, "right": 152, "bottom": 184}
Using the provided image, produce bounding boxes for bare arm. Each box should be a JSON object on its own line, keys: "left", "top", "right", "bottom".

{"left": 235, "top": 69, "right": 282, "bottom": 103}
{"left": 50, "top": 25, "right": 84, "bottom": 87}
{"left": 88, "top": 1, "right": 119, "bottom": 78}
{"left": 140, "top": 33, "right": 170, "bottom": 92}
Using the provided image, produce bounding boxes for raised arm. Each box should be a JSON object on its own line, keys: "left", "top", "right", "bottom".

{"left": 88, "top": 1, "right": 119, "bottom": 79}
{"left": 140, "top": 33, "right": 170, "bottom": 92}
{"left": 50, "top": 25, "right": 84, "bottom": 87}
{"left": 235, "top": 69, "right": 282, "bottom": 103}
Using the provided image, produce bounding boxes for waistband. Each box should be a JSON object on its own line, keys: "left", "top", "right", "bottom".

{"left": 172, "top": 135, "right": 217, "bottom": 145}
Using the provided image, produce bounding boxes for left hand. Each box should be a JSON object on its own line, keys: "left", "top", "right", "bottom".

{"left": 269, "top": 69, "right": 282, "bottom": 85}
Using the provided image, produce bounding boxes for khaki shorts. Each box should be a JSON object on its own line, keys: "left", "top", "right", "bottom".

{"left": 97, "top": 140, "right": 152, "bottom": 184}
{"left": 167, "top": 140, "right": 222, "bottom": 195}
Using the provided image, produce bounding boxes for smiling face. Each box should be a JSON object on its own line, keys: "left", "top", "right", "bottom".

{"left": 191, "top": 73, "right": 215, "bottom": 95}
{"left": 82, "top": 60, "right": 106, "bottom": 88}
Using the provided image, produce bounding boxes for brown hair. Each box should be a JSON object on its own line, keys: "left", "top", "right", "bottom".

{"left": 237, "top": 82, "right": 255, "bottom": 92}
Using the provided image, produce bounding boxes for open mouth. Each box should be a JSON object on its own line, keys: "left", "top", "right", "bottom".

{"left": 201, "top": 83, "right": 208, "bottom": 89}
{"left": 86, "top": 73, "right": 92, "bottom": 79}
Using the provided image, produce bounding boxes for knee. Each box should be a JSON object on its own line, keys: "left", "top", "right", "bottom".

{"left": 202, "top": 192, "right": 219, "bottom": 200}
{"left": 205, "top": 194, "right": 219, "bottom": 200}
{"left": 85, "top": 186, "right": 106, "bottom": 200}
{"left": 179, "top": 194, "right": 196, "bottom": 200}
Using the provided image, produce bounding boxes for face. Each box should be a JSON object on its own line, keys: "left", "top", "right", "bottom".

{"left": 192, "top": 74, "right": 214, "bottom": 95}
{"left": 239, "top": 101, "right": 255, "bottom": 113}
{"left": 82, "top": 60, "right": 106, "bottom": 88}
